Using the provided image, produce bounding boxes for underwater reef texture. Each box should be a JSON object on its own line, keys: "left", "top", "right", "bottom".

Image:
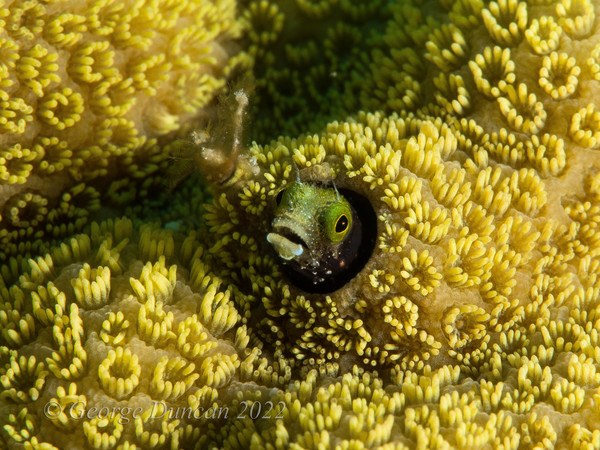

{"left": 5, "top": 0, "right": 600, "bottom": 448}
{"left": 0, "top": 0, "right": 241, "bottom": 264}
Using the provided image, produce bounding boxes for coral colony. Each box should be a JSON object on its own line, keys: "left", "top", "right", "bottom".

{"left": 2, "top": 0, "right": 600, "bottom": 448}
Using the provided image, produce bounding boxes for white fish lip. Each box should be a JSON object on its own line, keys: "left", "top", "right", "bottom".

{"left": 267, "top": 232, "right": 304, "bottom": 260}
{"left": 271, "top": 216, "right": 312, "bottom": 248}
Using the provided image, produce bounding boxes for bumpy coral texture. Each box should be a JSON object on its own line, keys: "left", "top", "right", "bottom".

{"left": 0, "top": 0, "right": 240, "bottom": 264}
{"left": 4, "top": 0, "right": 600, "bottom": 448}
{"left": 240, "top": 0, "right": 390, "bottom": 141}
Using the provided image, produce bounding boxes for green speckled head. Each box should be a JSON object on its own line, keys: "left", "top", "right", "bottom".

{"left": 267, "top": 181, "right": 360, "bottom": 289}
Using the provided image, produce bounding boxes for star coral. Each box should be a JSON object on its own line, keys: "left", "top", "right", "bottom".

{"left": 0, "top": 0, "right": 241, "bottom": 264}
{"left": 3, "top": 0, "right": 600, "bottom": 447}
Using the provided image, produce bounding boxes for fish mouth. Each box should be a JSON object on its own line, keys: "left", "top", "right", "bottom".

{"left": 275, "top": 226, "right": 309, "bottom": 249}
{"left": 267, "top": 224, "right": 310, "bottom": 261}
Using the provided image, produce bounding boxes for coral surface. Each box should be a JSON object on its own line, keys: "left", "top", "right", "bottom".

{"left": 0, "top": 0, "right": 240, "bottom": 264}
{"left": 3, "top": 0, "right": 600, "bottom": 448}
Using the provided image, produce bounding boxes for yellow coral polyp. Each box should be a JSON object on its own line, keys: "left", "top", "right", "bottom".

{"left": 177, "top": 315, "right": 217, "bottom": 359}
{"left": 556, "top": 0, "right": 596, "bottom": 38}
{"left": 399, "top": 248, "right": 441, "bottom": 296}
{"left": 238, "top": 180, "right": 267, "bottom": 215}
{"left": 46, "top": 304, "right": 87, "bottom": 380}
{"left": 105, "top": 6, "right": 158, "bottom": 51}
{"left": 242, "top": 0, "right": 284, "bottom": 46}
{"left": 382, "top": 296, "right": 419, "bottom": 335}
{"left": 370, "top": 70, "right": 423, "bottom": 112}
{"left": 439, "top": 391, "right": 479, "bottom": 427}
{"left": 516, "top": 359, "right": 552, "bottom": 400}
{"left": 3, "top": 409, "right": 40, "bottom": 446}
{"left": 31, "top": 281, "right": 66, "bottom": 327}
{"left": 71, "top": 263, "right": 111, "bottom": 309}
{"left": 567, "top": 353, "right": 600, "bottom": 386}
{"left": 484, "top": 128, "right": 526, "bottom": 166}
{"left": 443, "top": 304, "right": 490, "bottom": 351}
{"left": 481, "top": 0, "right": 528, "bottom": 46}
{"left": 129, "top": 257, "right": 177, "bottom": 304}
{"left": 449, "top": 0, "right": 484, "bottom": 30}
{"left": 85, "top": 0, "right": 127, "bottom": 37}
{"left": 198, "top": 282, "right": 239, "bottom": 336}
{"left": 98, "top": 347, "right": 140, "bottom": 400}
{"left": 100, "top": 311, "right": 129, "bottom": 346}
{"left": 149, "top": 355, "right": 199, "bottom": 402}
{"left": 0, "top": 354, "right": 48, "bottom": 403}
{"left": 4, "top": 191, "right": 48, "bottom": 228}
{"left": 169, "top": 26, "right": 217, "bottom": 73}
{"left": 43, "top": 13, "right": 87, "bottom": 48}
{"left": 567, "top": 424, "right": 600, "bottom": 449}
{"left": 431, "top": 167, "right": 471, "bottom": 209}
{"left": 0, "top": 96, "right": 33, "bottom": 134}
{"left": 509, "top": 168, "right": 547, "bottom": 216}
{"left": 325, "top": 317, "right": 372, "bottom": 355}
{"left": 33, "top": 136, "right": 72, "bottom": 175}
{"left": 497, "top": 83, "right": 547, "bottom": 134}
{"left": 1, "top": 309, "right": 37, "bottom": 348}
{"left": 47, "top": 383, "right": 87, "bottom": 430}
{"left": 90, "top": 75, "right": 137, "bottom": 117}
{"left": 378, "top": 222, "right": 409, "bottom": 253}
{"left": 83, "top": 413, "right": 123, "bottom": 449}
{"left": 0, "top": 144, "right": 36, "bottom": 185}
{"left": 20, "top": 254, "right": 56, "bottom": 290}
{"left": 292, "top": 140, "right": 327, "bottom": 169}
{"left": 496, "top": 215, "right": 541, "bottom": 262}
{"left": 570, "top": 103, "right": 600, "bottom": 149}
{"left": 551, "top": 378, "right": 585, "bottom": 413}
{"left": 137, "top": 298, "right": 175, "bottom": 346}
{"left": 402, "top": 130, "right": 443, "bottom": 178}
{"left": 425, "top": 23, "right": 469, "bottom": 72}
{"left": 6, "top": 0, "right": 46, "bottom": 40}
{"left": 433, "top": 72, "right": 471, "bottom": 116}
{"left": 173, "top": 73, "right": 226, "bottom": 115}
{"left": 525, "top": 16, "right": 562, "bottom": 55}
{"left": 95, "top": 118, "right": 141, "bottom": 155}
{"left": 521, "top": 413, "right": 557, "bottom": 448}
{"left": 198, "top": 353, "right": 239, "bottom": 388}
{"left": 38, "top": 87, "right": 84, "bottom": 130}
{"left": 0, "top": 37, "right": 20, "bottom": 68}
{"left": 129, "top": 54, "right": 172, "bottom": 96}
{"left": 471, "top": 166, "right": 512, "bottom": 217}
{"left": 360, "top": 148, "right": 402, "bottom": 188}
{"left": 369, "top": 269, "right": 395, "bottom": 293}
{"left": 525, "top": 133, "right": 566, "bottom": 176}
{"left": 294, "top": 0, "right": 335, "bottom": 19}
{"left": 587, "top": 43, "right": 600, "bottom": 82}
{"left": 381, "top": 177, "right": 422, "bottom": 211}
{"left": 58, "top": 183, "right": 101, "bottom": 219}
{"left": 444, "top": 236, "right": 488, "bottom": 287}
{"left": 134, "top": 404, "right": 179, "bottom": 447}
{"left": 55, "top": 233, "right": 91, "bottom": 264}
{"left": 16, "top": 44, "right": 60, "bottom": 97}
{"left": 539, "top": 51, "right": 580, "bottom": 100}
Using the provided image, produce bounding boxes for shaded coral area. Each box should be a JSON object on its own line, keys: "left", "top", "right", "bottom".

{"left": 3, "top": 0, "right": 600, "bottom": 448}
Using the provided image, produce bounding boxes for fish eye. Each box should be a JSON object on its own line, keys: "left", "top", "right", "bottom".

{"left": 321, "top": 201, "right": 352, "bottom": 243}
{"left": 335, "top": 214, "right": 349, "bottom": 233}
{"left": 275, "top": 189, "right": 284, "bottom": 205}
